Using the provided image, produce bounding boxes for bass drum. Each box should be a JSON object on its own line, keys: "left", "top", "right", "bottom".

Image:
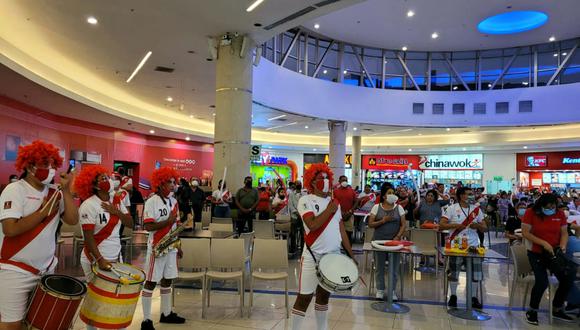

{"left": 26, "top": 274, "right": 87, "bottom": 330}
{"left": 316, "top": 253, "right": 359, "bottom": 292}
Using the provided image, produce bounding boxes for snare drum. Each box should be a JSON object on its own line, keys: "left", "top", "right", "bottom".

{"left": 316, "top": 253, "right": 359, "bottom": 292}
{"left": 26, "top": 274, "right": 87, "bottom": 330}
{"left": 79, "top": 263, "right": 145, "bottom": 329}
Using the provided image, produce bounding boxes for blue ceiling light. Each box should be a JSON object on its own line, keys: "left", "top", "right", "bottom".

{"left": 477, "top": 11, "right": 548, "bottom": 34}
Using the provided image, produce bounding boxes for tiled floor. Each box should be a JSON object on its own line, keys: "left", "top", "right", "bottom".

{"left": 54, "top": 229, "right": 579, "bottom": 330}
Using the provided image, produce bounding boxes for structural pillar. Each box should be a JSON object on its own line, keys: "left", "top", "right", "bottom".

{"left": 213, "top": 33, "right": 254, "bottom": 189}
{"left": 352, "top": 134, "right": 362, "bottom": 189}
{"left": 328, "top": 120, "right": 347, "bottom": 178}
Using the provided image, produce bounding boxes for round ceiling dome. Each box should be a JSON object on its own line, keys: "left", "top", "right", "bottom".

{"left": 478, "top": 11, "right": 548, "bottom": 35}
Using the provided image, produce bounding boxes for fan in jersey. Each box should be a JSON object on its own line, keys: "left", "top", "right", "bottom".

{"left": 117, "top": 167, "right": 133, "bottom": 193}
{"left": 141, "top": 167, "right": 185, "bottom": 330}
{"left": 111, "top": 171, "right": 131, "bottom": 248}
{"left": 291, "top": 163, "right": 355, "bottom": 330}
{"left": 0, "top": 140, "right": 78, "bottom": 330}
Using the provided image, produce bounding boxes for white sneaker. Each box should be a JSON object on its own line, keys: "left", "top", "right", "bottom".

{"left": 392, "top": 293, "right": 398, "bottom": 301}
{"left": 375, "top": 290, "right": 384, "bottom": 299}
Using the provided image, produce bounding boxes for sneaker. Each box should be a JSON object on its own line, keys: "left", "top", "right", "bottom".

{"left": 525, "top": 310, "right": 538, "bottom": 326}
{"left": 392, "top": 292, "right": 399, "bottom": 301}
{"left": 375, "top": 290, "right": 384, "bottom": 300}
{"left": 159, "top": 311, "right": 186, "bottom": 324}
{"left": 141, "top": 319, "right": 155, "bottom": 330}
{"left": 448, "top": 295, "right": 457, "bottom": 308}
{"left": 472, "top": 297, "right": 483, "bottom": 310}
{"left": 552, "top": 310, "right": 575, "bottom": 323}
{"left": 564, "top": 303, "right": 580, "bottom": 314}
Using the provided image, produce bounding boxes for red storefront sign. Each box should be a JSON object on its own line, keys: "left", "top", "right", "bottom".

{"left": 362, "top": 155, "right": 420, "bottom": 170}
{"left": 517, "top": 152, "right": 580, "bottom": 171}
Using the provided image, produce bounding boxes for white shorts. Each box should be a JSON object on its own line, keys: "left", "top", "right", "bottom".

{"left": 0, "top": 269, "right": 40, "bottom": 323}
{"left": 144, "top": 250, "right": 178, "bottom": 283}
{"left": 298, "top": 250, "right": 335, "bottom": 295}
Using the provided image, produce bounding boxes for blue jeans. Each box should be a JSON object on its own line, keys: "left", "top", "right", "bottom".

{"left": 374, "top": 251, "right": 400, "bottom": 292}
{"left": 214, "top": 205, "right": 230, "bottom": 218}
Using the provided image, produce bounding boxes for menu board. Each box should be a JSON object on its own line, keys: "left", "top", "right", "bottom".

{"left": 566, "top": 173, "right": 576, "bottom": 184}
{"left": 543, "top": 173, "right": 551, "bottom": 184}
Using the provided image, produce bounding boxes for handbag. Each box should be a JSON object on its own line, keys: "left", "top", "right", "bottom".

{"left": 542, "top": 247, "right": 572, "bottom": 274}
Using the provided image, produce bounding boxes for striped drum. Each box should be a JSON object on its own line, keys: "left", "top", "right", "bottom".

{"left": 79, "top": 263, "right": 145, "bottom": 329}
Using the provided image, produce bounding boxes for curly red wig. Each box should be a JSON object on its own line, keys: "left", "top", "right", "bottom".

{"left": 151, "top": 167, "right": 179, "bottom": 191}
{"left": 15, "top": 140, "right": 63, "bottom": 172}
{"left": 303, "top": 163, "right": 334, "bottom": 192}
{"left": 73, "top": 165, "right": 109, "bottom": 201}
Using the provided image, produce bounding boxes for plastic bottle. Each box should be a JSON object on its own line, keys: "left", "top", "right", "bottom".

{"left": 461, "top": 234, "right": 468, "bottom": 250}
{"left": 454, "top": 236, "right": 460, "bottom": 249}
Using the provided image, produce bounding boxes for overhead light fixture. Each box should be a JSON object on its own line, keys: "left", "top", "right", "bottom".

{"left": 487, "top": 83, "right": 492, "bottom": 88}
{"left": 343, "top": 70, "right": 348, "bottom": 74}
{"left": 407, "top": 10, "right": 415, "bottom": 17}
{"left": 353, "top": 127, "right": 358, "bottom": 131}
{"left": 189, "top": 114, "right": 194, "bottom": 118}
{"left": 149, "top": 129, "right": 155, "bottom": 134}
{"left": 314, "top": 23, "right": 320, "bottom": 29}
{"left": 453, "top": 86, "right": 458, "bottom": 90}
{"left": 522, "top": 81, "right": 529, "bottom": 85}
{"left": 304, "top": 125, "right": 309, "bottom": 129}
{"left": 126, "top": 51, "right": 152, "bottom": 83}
{"left": 562, "top": 52, "right": 567, "bottom": 56}
{"left": 166, "top": 96, "right": 173, "bottom": 102}
{"left": 408, "top": 148, "right": 413, "bottom": 152}
{"left": 266, "top": 122, "right": 298, "bottom": 131}
{"left": 402, "top": 46, "right": 408, "bottom": 51}
{"left": 462, "top": 147, "right": 467, "bottom": 151}
{"left": 523, "top": 146, "right": 528, "bottom": 149}
{"left": 446, "top": 128, "right": 451, "bottom": 131}
{"left": 299, "top": 69, "right": 303, "bottom": 73}
{"left": 549, "top": 36, "right": 556, "bottom": 42}
{"left": 246, "top": 0, "right": 265, "bottom": 12}
{"left": 87, "top": 16, "right": 98, "bottom": 25}
{"left": 553, "top": 53, "right": 558, "bottom": 57}
{"left": 268, "top": 114, "right": 286, "bottom": 121}
{"left": 431, "top": 32, "right": 439, "bottom": 39}
{"left": 323, "top": 69, "right": 328, "bottom": 74}
{"left": 185, "top": 136, "right": 190, "bottom": 141}
{"left": 313, "top": 148, "right": 317, "bottom": 151}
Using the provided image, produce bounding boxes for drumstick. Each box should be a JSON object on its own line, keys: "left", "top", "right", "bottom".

{"left": 358, "top": 276, "right": 367, "bottom": 287}
{"left": 112, "top": 265, "right": 142, "bottom": 281}
{"left": 110, "top": 267, "right": 131, "bottom": 284}
{"left": 42, "top": 188, "right": 62, "bottom": 217}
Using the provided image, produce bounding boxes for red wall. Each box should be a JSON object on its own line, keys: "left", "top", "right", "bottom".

{"left": 517, "top": 152, "right": 580, "bottom": 171}
{"left": 0, "top": 96, "right": 214, "bottom": 189}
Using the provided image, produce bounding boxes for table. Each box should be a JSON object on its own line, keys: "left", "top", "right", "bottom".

{"left": 179, "top": 230, "right": 234, "bottom": 239}
{"left": 365, "top": 243, "right": 424, "bottom": 314}
{"left": 437, "top": 246, "right": 507, "bottom": 321}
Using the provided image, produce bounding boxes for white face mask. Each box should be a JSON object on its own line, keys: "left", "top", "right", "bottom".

{"left": 112, "top": 179, "right": 121, "bottom": 189}
{"left": 323, "top": 178, "right": 330, "bottom": 193}
{"left": 386, "top": 194, "right": 398, "bottom": 204}
{"left": 340, "top": 181, "right": 348, "bottom": 188}
{"left": 42, "top": 168, "right": 56, "bottom": 185}
{"left": 192, "top": 180, "right": 199, "bottom": 187}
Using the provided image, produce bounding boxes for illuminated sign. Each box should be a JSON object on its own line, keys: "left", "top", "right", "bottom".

{"left": 419, "top": 154, "right": 483, "bottom": 170}
{"left": 526, "top": 155, "right": 547, "bottom": 167}
{"left": 562, "top": 157, "right": 580, "bottom": 165}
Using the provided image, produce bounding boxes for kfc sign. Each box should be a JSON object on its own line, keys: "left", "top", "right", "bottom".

{"left": 419, "top": 154, "right": 483, "bottom": 170}
{"left": 526, "top": 155, "right": 547, "bottom": 167}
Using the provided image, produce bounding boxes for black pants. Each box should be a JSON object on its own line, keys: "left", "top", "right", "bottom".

{"left": 192, "top": 204, "right": 203, "bottom": 222}
{"left": 289, "top": 216, "right": 304, "bottom": 254}
{"left": 527, "top": 251, "right": 574, "bottom": 310}
{"left": 236, "top": 211, "right": 254, "bottom": 234}
{"left": 258, "top": 211, "right": 270, "bottom": 220}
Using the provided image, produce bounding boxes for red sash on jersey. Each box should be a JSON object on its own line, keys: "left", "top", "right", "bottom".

{"left": 448, "top": 206, "right": 481, "bottom": 241}
{"left": 0, "top": 188, "right": 61, "bottom": 274}
{"left": 83, "top": 195, "right": 122, "bottom": 261}
{"left": 303, "top": 199, "right": 339, "bottom": 247}
{"left": 152, "top": 202, "right": 179, "bottom": 246}
{"left": 274, "top": 200, "right": 288, "bottom": 214}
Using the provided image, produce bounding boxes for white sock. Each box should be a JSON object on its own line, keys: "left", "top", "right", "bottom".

{"left": 160, "top": 286, "right": 172, "bottom": 316}
{"left": 141, "top": 288, "right": 153, "bottom": 321}
{"left": 291, "top": 309, "right": 306, "bottom": 330}
{"left": 472, "top": 282, "right": 479, "bottom": 298}
{"left": 449, "top": 282, "right": 458, "bottom": 296}
{"left": 314, "top": 304, "right": 329, "bottom": 330}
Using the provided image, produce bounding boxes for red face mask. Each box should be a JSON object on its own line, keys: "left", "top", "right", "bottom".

{"left": 34, "top": 168, "right": 50, "bottom": 181}
{"left": 98, "top": 180, "right": 111, "bottom": 192}
{"left": 160, "top": 184, "right": 171, "bottom": 197}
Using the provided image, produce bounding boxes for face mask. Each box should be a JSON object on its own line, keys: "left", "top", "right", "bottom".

{"left": 192, "top": 180, "right": 199, "bottom": 187}
{"left": 112, "top": 179, "right": 121, "bottom": 189}
{"left": 386, "top": 194, "right": 398, "bottom": 204}
{"left": 245, "top": 181, "right": 252, "bottom": 188}
{"left": 34, "top": 167, "right": 56, "bottom": 185}
{"left": 518, "top": 208, "right": 526, "bottom": 217}
{"left": 542, "top": 208, "right": 556, "bottom": 216}
{"left": 340, "top": 181, "right": 348, "bottom": 188}
{"left": 160, "top": 185, "right": 171, "bottom": 198}
{"left": 98, "top": 180, "right": 111, "bottom": 193}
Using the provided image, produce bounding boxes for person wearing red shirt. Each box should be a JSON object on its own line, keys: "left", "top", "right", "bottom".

{"left": 522, "top": 193, "right": 574, "bottom": 325}
{"left": 333, "top": 175, "right": 357, "bottom": 243}
{"left": 256, "top": 186, "right": 271, "bottom": 220}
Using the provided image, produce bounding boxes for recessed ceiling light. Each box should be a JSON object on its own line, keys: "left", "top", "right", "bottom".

{"left": 185, "top": 136, "right": 190, "bottom": 141}
{"left": 343, "top": 70, "right": 347, "bottom": 74}
{"left": 408, "top": 148, "right": 413, "bottom": 152}
{"left": 305, "top": 125, "right": 309, "bottom": 129}
{"left": 407, "top": 10, "right": 415, "bottom": 17}
{"left": 562, "top": 52, "right": 567, "bottom": 56}
{"left": 299, "top": 69, "right": 303, "bottom": 73}
{"left": 268, "top": 114, "right": 286, "bottom": 121}
{"left": 353, "top": 127, "right": 358, "bottom": 131}
{"left": 431, "top": 32, "right": 439, "bottom": 39}
{"left": 487, "top": 83, "right": 492, "bottom": 88}
{"left": 126, "top": 51, "right": 152, "bottom": 83}
{"left": 402, "top": 46, "right": 408, "bottom": 51}
{"left": 314, "top": 23, "right": 320, "bottom": 29}
{"left": 549, "top": 36, "right": 556, "bottom": 42}
{"left": 149, "top": 129, "right": 155, "bottom": 134}
{"left": 246, "top": 0, "right": 265, "bottom": 12}
{"left": 553, "top": 53, "right": 558, "bottom": 57}
{"left": 166, "top": 96, "right": 173, "bottom": 102}
{"left": 446, "top": 128, "right": 451, "bottom": 131}
{"left": 523, "top": 146, "right": 528, "bottom": 149}
{"left": 86, "top": 16, "right": 98, "bottom": 25}
{"left": 522, "top": 81, "right": 529, "bottom": 85}
{"left": 323, "top": 69, "right": 328, "bottom": 74}
{"left": 453, "top": 86, "right": 458, "bottom": 90}
{"left": 313, "top": 148, "right": 317, "bottom": 151}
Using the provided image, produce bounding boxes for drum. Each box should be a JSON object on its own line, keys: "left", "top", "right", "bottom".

{"left": 316, "top": 254, "right": 359, "bottom": 292}
{"left": 26, "top": 274, "right": 87, "bottom": 330}
{"left": 79, "top": 263, "right": 145, "bottom": 329}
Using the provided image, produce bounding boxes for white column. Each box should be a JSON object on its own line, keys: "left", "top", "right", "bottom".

{"left": 352, "top": 135, "right": 362, "bottom": 189}
{"left": 328, "top": 120, "right": 347, "bottom": 178}
{"left": 213, "top": 34, "right": 254, "bottom": 189}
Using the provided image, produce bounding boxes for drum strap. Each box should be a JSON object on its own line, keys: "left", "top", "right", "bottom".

{"left": 448, "top": 206, "right": 480, "bottom": 242}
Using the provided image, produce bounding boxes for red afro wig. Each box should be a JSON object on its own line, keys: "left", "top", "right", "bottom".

{"left": 73, "top": 165, "right": 109, "bottom": 201}
{"left": 303, "top": 163, "right": 334, "bottom": 192}
{"left": 151, "top": 167, "right": 179, "bottom": 191}
{"left": 15, "top": 140, "right": 64, "bottom": 172}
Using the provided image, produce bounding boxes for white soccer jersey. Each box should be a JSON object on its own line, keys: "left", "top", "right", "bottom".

{"left": 144, "top": 194, "right": 179, "bottom": 251}
{"left": 112, "top": 188, "right": 131, "bottom": 209}
{"left": 79, "top": 194, "right": 128, "bottom": 262}
{"left": 442, "top": 203, "right": 484, "bottom": 247}
{"left": 298, "top": 194, "right": 342, "bottom": 255}
{"left": 0, "top": 180, "right": 64, "bottom": 274}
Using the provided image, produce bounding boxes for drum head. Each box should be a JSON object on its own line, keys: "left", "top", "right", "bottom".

{"left": 93, "top": 262, "right": 145, "bottom": 284}
{"left": 41, "top": 274, "right": 87, "bottom": 297}
{"left": 318, "top": 254, "right": 359, "bottom": 289}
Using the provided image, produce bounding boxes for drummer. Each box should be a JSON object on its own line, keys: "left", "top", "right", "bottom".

{"left": 0, "top": 140, "right": 78, "bottom": 330}
{"left": 141, "top": 167, "right": 186, "bottom": 330}
{"left": 291, "top": 163, "right": 355, "bottom": 330}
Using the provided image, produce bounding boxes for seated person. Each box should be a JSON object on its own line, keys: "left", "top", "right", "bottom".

{"left": 505, "top": 202, "right": 525, "bottom": 244}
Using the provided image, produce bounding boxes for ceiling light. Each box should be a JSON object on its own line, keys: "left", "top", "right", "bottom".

{"left": 212, "top": 113, "right": 216, "bottom": 116}
{"left": 166, "top": 96, "right": 173, "bottom": 102}
{"left": 353, "top": 127, "right": 358, "bottom": 131}
{"left": 304, "top": 125, "right": 309, "bottom": 129}
{"left": 323, "top": 69, "right": 328, "bottom": 74}
{"left": 562, "top": 52, "right": 567, "bottom": 56}
{"left": 185, "top": 137, "right": 190, "bottom": 141}
{"left": 266, "top": 121, "right": 298, "bottom": 131}
{"left": 462, "top": 147, "right": 467, "bottom": 151}
{"left": 149, "top": 130, "right": 155, "bottom": 134}
{"left": 431, "top": 32, "right": 439, "bottom": 39}
{"left": 477, "top": 11, "right": 548, "bottom": 35}
{"left": 343, "top": 70, "right": 347, "bottom": 74}
{"left": 402, "top": 46, "right": 408, "bottom": 51}
{"left": 246, "top": 0, "right": 265, "bottom": 12}
{"left": 314, "top": 23, "right": 320, "bottom": 29}
{"left": 299, "top": 69, "right": 303, "bottom": 73}
{"left": 487, "top": 83, "right": 492, "bottom": 88}
{"left": 453, "top": 86, "right": 458, "bottom": 90}
{"left": 268, "top": 114, "right": 286, "bottom": 121}
{"left": 522, "top": 81, "right": 529, "bottom": 85}
{"left": 523, "top": 146, "right": 528, "bottom": 149}
{"left": 408, "top": 148, "right": 413, "bottom": 152}
{"left": 407, "top": 10, "right": 415, "bottom": 17}
{"left": 313, "top": 148, "right": 317, "bottom": 151}
{"left": 87, "top": 16, "right": 98, "bottom": 25}
{"left": 549, "top": 36, "right": 556, "bottom": 42}
{"left": 361, "top": 149, "right": 364, "bottom": 152}
{"left": 126, "top": 51, "right": 152, "bottom": 83}
{"left": 189, "top": 114, "right": 194, "bottom": 118}
{"left": 446, "top": 128, "right": 451, "bottom": 131}
{"left": 553, "top": 53, "right": 558, "bottom": 57}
